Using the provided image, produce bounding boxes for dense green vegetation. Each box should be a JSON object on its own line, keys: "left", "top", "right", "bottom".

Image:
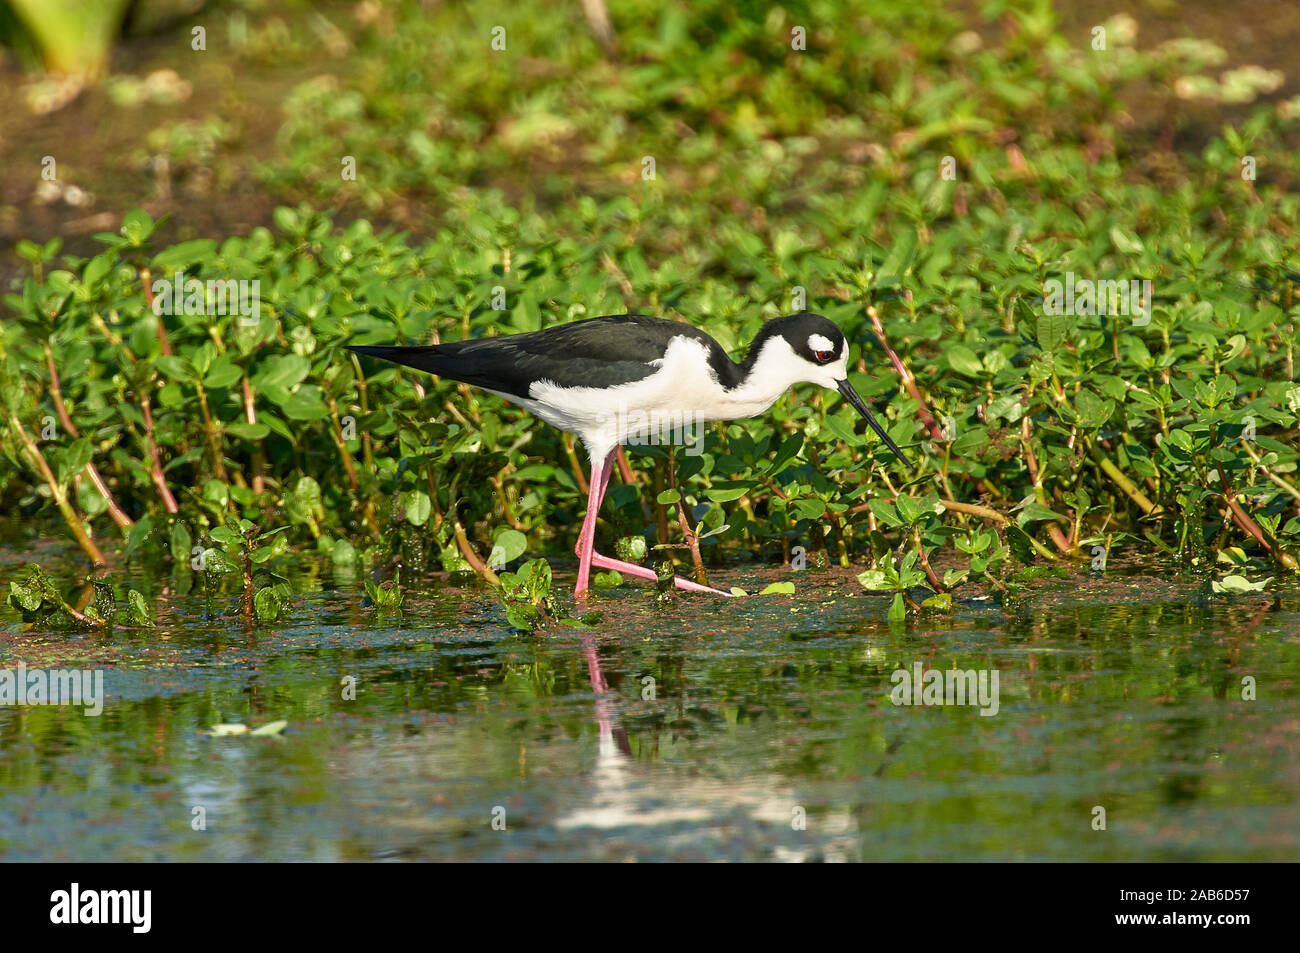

{"left": 3, "top": 1, "right": 1300, "bottom": 624}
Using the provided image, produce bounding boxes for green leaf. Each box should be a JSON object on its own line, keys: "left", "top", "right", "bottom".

{"left": 857, "top": 569, "right": 889, "bottom": 591}
{"left": 895, "top": 493, "right": 922, "bottom": 525}
{"left": 758, "top": 581, "right": 795, "bottom": 595}
{"left": 1036, "top": 314, "right": 1069, "bottom": 352}
{"left": 152, "top": 239, "right": 217, "bottom": 272}
{"left": 201, "top": 547, "right": 235, "bottom": 573}
{"left": 1109, "top": 226, "right": 1144, "bottom": 255}
{"left": 364, "top": 579, "right": 404, "bottom": 608}
{"left": 278, "top": 388, "right": 329, "bottom": 421}
{"left": 225, "top": 421, "right": 270, "bottom": 441}
{"left": 272, "top": 206, "right": 300, "bottom": 234}
{"left": 403, "top": 490, "right": 432, "bottom": 526}
{"left": 83, "top": 251, "right": 116, "bottom": 291}
{"left": 1211, "top": 574, "right": 1271, "bottom": 594}
{"left": 887, "top": 592, "right": 907, "bottom": 622}
{"left": 943, "top": 568, "right": 969, "bottom": 588}
{"left": 921, "top": 592, "right": 952, "bottom": 612}
{"left": 614, "top": 536, "right": 647, "bottom": 563}
{"left": 56, "top": 437, "right": 93, "bottom": 486}
{"left": 868, "top": 499, "right": 901, "bottom": 528}
{"left": 209, "top": 526, "right": 241, "bottom": 547}
{"left": 254, "top": 353, "right": 311, "bottom": 391}
{"left": 505, "top": 604, "right": 540, "bottom": 631}
{"left": 123, "top": 589, "right": 154, "bottom": 627}
{"left": 766, "top": 431, "right": 804, "bottom": 475}
{"left": 1073, "top": 388, "right": 1114, "bottom": 430}
{"left": 1015, "top": 500, "right": 1068, "bottom": 525}
{"left": 120, "top": 208, "right": 156, "bottom": 245}
{"left": 491, "top": 528, "right": 528, "bottom": 565}
{"left": 155, "top": 355, "right": 197, "bottom": 384}
{"left": 169, "top": 522, "right": 192, "bottom": 564}
{"left": 1005, "top": 525, "right": 1037, "bottom": 563}
{"left": 946, "top": 344, "right": 984, "bottom": 377}
{"left": 253, "top": 586, "right": 283, "bottom": 621}
{"left": 7, "top": 563, "right": 61, "bottom": 614}
{"left": 285, "top": 476, "right": 322, "bottom": 524}
{"left": 704, "top": 485, "right": 751, "bottom": 502}
{"left": 203, "top": 361, "right": 243, "bottom": 389}
{"left": 877, "top": 226, "right": 918, "bottom": 283}
{"left": 823, "top": 413, "right": 860, "bottom": 445}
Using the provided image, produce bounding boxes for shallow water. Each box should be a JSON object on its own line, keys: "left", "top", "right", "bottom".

{"left": 2, "top": 551, "right": 1298, "bottom": 862}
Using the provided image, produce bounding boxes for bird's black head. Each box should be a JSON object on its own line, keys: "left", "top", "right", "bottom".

{"left": 746, "top": 311, "right": 909, "bottom": 464}
{"left": 755, "top": 312, "right": 847, "bottom": 370}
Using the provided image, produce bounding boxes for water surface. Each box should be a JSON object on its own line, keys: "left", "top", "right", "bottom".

{"left": 2, "top": 552, "right": 1297, "bottom": 862}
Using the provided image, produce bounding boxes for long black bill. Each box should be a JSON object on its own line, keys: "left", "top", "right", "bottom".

{"left": 837, "top": 379, "right": 910, "bottom": 465}
{"left": 345, "top": 344, "right": 445, "bottom": 374}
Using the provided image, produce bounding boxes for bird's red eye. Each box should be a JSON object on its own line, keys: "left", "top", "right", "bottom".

{"left": 814, "top": 349, "right": 834, "bottom": 364}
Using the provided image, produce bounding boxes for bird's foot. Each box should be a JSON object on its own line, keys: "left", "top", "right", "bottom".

{"left": 589, "top": 551, "right": 735, "bottom": 596}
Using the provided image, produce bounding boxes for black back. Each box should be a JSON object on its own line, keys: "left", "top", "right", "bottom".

{"left": 348, "top": 314, "right": 745, "bottom": 398}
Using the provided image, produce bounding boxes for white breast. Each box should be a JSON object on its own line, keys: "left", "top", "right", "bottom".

{"left": 498, "top": 335, "right": 803, "bottom": 461}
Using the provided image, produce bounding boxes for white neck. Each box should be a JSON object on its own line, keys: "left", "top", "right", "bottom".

{"left": 707, "top": 337, "right": 841, "bottom": 421}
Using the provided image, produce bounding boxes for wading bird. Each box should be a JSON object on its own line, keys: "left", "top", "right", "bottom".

{"left": 348, "top": 312, "right": 907, "bottom": 597}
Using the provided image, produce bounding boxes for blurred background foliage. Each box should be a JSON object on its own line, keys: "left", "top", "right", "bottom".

{"left": 1, "top": 0, "right": 1299, "bottom": 603}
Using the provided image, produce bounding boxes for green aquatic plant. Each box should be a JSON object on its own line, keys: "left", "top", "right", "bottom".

{"left": 494, "top": 557, "right": 603, "bottom": 632}
{"left": 5, "top": 562, "right": 152, "bottom": 629}
{"left": 362, "top": 578, "right": 404, "bottom": 617}
{"left": 497, "top": 558, "right": 561, "bottom": 632}
{"left": 202, "top": 517, "right": 293, "bottom": 623}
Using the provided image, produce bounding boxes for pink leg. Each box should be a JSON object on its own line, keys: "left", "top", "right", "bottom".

{"left": 574, "top": 449, "right": 734, "bottom": 598}
{"left": 591, "top": 551, "right": 734, "bottom": 596}
{"left": 574, "top": 451, "right": 617, "bottom": 596}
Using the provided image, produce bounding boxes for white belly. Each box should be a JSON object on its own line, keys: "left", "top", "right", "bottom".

{"left": 497, "top": 336, "right": 788, "bottom": 461}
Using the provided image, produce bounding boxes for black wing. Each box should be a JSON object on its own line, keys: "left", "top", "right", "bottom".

{"left": 347, "top": 314, "right": 741, "bottom": 398}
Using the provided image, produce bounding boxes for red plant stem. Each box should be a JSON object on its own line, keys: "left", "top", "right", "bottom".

{"left": 563, "top": 433, "right": 589, "bottom": 494}
{"left": 327, "top": 397, "right": 360, "bottom": 491}
{"left": 140, "top": 268, "right": 173, "bottom": 356}
{"left": 141, "top": 395, "right": 179, "bottom": 513}
{"left": 851, "top": 496, "right": 1007, "bottom": 524}
{"left": 1217, "top": 464, "right": 1299, "bottom": 572}
{"left": 615, "top": 445, "right": 656, "bottom": 523}
{"left": 9, "top": 413, "right": 107, "bottom": 565}
{"left": 453, "top": 514, "right": 500, "bottom": 584}
{"left": 44, "top": 345, "right": 133, "bottom": 530}
{"left": 867, "top": 304, "right": 943, "bottom": 441}
{"left": 668, "top": 452, "right": 708, "bottom": 585}
{"left": 242, "top": 375, "right": 266, "bottom": 495}
{"left": 1021, "top": 417, "right": 1077, "bottom": 555}
{"left": 913, "top": 525, "right": 945, "bottom": 591}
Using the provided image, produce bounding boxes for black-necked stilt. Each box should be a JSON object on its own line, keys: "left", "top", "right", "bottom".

{"left": 348, "top": 312, "right": 907, "bottom": 597}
